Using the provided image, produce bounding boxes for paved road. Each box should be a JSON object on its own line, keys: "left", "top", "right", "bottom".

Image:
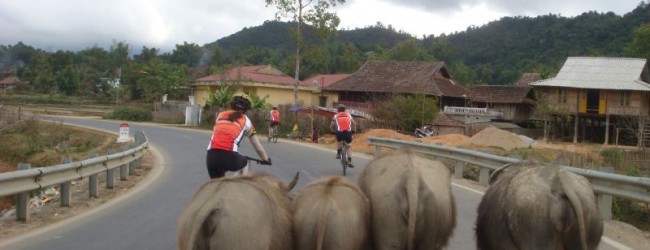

{"left": 0, "top": 116, "right": 635, "bottom": 249}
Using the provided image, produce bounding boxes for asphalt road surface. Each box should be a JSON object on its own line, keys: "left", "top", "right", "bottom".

{"left": 0, "top": 116, "right": 636, "bottom": 250}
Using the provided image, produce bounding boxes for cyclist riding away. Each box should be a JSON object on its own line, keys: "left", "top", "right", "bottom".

{"left": 330, "top": 103, "right": 357, "bottom": 168}
{"left": 266, "top": 106, "right": 280, "bottom": 141}
{"left": 206, "top": 96, "right": 271, "bottom": 178}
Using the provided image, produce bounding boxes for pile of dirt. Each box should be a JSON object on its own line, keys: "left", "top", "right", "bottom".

{"left": 421, "top": 134, "right": 470, "bottom": 147}
{"left": 351, "top": 129, "right": 470, "bottom": 153}
{"left": 462, "top": 126, "right": 532, "bottom": 150}
{"left": 352, "top": 129, "right": 414, "bottom": 153}
{"left": 0, "top": 160, "right": 12, "bottom": 174}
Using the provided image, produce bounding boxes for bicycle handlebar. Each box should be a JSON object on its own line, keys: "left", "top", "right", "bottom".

{"left": 245, "top": 156, "right": 263, "bottom": 164}
{"left": 245, "top": 156, "right": 272, "bottom": 165}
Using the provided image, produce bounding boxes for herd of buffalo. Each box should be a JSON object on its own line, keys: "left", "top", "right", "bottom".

{"left": 177, "top": 149, "right": 604, "bottom": 250}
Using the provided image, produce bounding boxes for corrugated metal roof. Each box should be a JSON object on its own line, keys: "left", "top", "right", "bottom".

{"left": 531, "top": 57, "right": 650, "bottom": 91}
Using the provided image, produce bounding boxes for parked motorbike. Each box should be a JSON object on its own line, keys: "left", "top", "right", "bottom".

{"left": 414, "top": 125, "right": 437, "bottom": 138}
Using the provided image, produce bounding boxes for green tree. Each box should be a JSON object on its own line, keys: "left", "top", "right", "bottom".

{"left": 56, "top": 65, "right": 81, "bottom": 95}
{"left": 265, "top": 0, "right": 346, "bottom": 106}
{"left": 246, "top": 89, "right": 270, "bottom": 110}
{"left": 76, "top": 46, "right": 111, "bottom": 96}
{"left": 204, "top": 84, "right": 236, "bottom": 110}
{"left": 135, "top": 58, "right": 185, "bottom": 102}
{"left": 134, "top": 46, "right": 160, "bottom": 63}
{"left": 372, "top": 94, "right": 439, "bottom": 132}
{"left": 388, "top": 39, "right": 420, "bottom": 61}
{"left": 334, "top": 42, "right": 363, "bottom": 73}
{"left": 301, "top": 44, "right": 330, "bottom": 78}
{"left": 23, "top": 53, "right": 56, "bottom": 93}
{"left": 625, "top": 24, "right": 650, "bottom": 59}
{"left": 169, "top": 42, "right": 204, "bottom": 67}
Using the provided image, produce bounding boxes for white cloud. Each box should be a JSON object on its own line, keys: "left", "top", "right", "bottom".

{"left": 0, "top": 0, "right": 644, "bottom": 53}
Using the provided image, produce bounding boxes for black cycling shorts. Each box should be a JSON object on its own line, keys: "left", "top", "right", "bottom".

{"left": 206, "top": 149, "right": 247, "bottom": 178}
{"left": 335, "top": 131, "right": 353, "bottom": 144}
{"left": 269, "top": 121, "right": 279, "bottom": 127}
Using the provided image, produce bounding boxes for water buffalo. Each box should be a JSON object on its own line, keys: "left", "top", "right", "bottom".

{"left": 475, "top": 161, "right": 603, "bottom": 250}
{"left": 358, "top": 149, "right": 457, "bottom": 250}
{"left": 293, "top": 175, "right": 371, "bottom": 250}
{"left": 177, "top": 172, "right": 298, "bottom": 250}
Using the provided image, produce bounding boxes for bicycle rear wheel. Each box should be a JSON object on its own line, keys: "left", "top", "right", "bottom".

{"left": 273, "top": 129, "right": 278, "bottom": 143}
{"left": 340, "top": 148, "right": 347, "bottom": 176}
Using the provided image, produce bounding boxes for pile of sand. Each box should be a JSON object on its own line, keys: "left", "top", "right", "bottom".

{"left": 350, "top": 129, "right": 470, "bottom": 153}
{"left": 326, "top": 127, "right": 531, "bottom": 153}
{"left": 421, "top": 134, "right": 470, "bottom": 147}
{"left": 352, "top": 129, "right": 415, "bottom": 152}
{"left": 462, "top": 126, "right": 531, "bottom": 150}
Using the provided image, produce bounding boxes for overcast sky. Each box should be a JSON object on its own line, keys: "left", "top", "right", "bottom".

{"left": 0, "top": 0, "right": 645, "bottom": 53}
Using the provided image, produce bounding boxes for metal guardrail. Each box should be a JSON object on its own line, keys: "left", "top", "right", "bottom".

{"left": 0, "top": 131, "right": 149, "bottom": 222}
{"left": 368, "top": 136, "right": 650, "bottom": 220}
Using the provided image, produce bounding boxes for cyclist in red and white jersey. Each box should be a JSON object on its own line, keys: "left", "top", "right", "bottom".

{"left": 330, "top": 104, "right": 357, "bottom": 168}
{"left": 206, "top": 96, "right": 271, "bottom": 178}
{"left": 266, "top": 106, "right": 280, "bottom": 137}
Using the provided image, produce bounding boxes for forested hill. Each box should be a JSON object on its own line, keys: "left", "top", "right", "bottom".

{"left": 1, "top": 2, "right": 648, "bottom": 99}
{"left": 214, "top": 2, "right": 650, "bottom": 85}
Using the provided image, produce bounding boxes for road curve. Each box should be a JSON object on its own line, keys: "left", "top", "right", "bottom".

{"left": 0, "top": 116, "right": 635, "bottom": 250}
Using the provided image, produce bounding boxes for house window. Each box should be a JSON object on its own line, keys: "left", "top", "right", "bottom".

{"left": 620, "top": 91, "right": 631, "bottom": 107}
{"left": 319, "top": 96, "right": 327, "bottom": 107}
{"left": 558, "top": 89, "right": 567, "bottom": 103}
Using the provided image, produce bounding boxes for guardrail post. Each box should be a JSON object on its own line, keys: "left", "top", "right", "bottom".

{"left": 134, "top": 131, "right": 143, "bottom": 169}
{"left": 106, "top": 149, "right": 115, "bottom": 189}
{"left": 454, "top": 161, "right": 466, "bottom": 179}
{"left": 60, "top": 157, "right": 72, "bottom": 207}
{"left": 135, "top": 130, "right": 146, "bottom": 168}
{"left": 120, "top": 159, "right": 128, "bottom": 181}
{"left": 88, "top": 153, "right": 99, "bottom": 198}
{"left": 479, "top": 166, "right": 490, "bottom": 186}
{"left": 374, "top": 144, "right": 382, "bottom": 157}
{"left": 598, "top": 167, "right": 614, "bottom": 220}
{"left": 125, "top": 145, "right": 136, "bottom": 175}
{"left": 16, "top": 163, "right": 31, "bottom": 222}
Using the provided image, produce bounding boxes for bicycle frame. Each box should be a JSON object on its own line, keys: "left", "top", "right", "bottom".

{"left": 268, "top": 125, "right": 278, "bottom": 143}
{"left": 340, "top": 142, "right": 349, "bottom": 176}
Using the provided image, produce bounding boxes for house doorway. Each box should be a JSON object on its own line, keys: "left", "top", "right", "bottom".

{"left": 586, "top": 90, "right": 600, "bottom": 114}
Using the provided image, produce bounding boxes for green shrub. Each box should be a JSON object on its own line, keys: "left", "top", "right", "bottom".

{"left": 612, "top": 198, "right": 650, "bottom": 231}
{"left": 108, "top": 107, "right": 152, "bottom": 121}
{"left": 600, "top": 148, "right": 623, "bottom": 168}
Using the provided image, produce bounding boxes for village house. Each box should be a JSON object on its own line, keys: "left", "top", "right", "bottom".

{"left": 323, "top": 61, "right": 468, "bottom": 112}
{"left": 0, "top": 75, "right": 22, "bottom": 90}
{"left": 467, "top": 84, "right": 536, "bottom": 125}
{"left": 530, "top": 57, "right": 650, "bottom": 146}
{"left": 192, "top": 65, "right": 344, "bottom": 108}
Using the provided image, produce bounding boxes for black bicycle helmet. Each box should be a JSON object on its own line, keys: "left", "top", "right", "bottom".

{"left": 230, "top": 96, "right": 251, "bottom": 112}
{"left": 337, "top": 103, "right": 346, "bottom": 111}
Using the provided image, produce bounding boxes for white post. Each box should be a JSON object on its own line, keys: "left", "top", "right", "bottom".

{"left": 117, "top": 122, "right": 131, "bottom": 143}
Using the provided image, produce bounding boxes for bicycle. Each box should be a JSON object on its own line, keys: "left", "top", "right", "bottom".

{"left": 339, "top": 142, "right": 350, "bottom": 176}
{"left": 267, "top": 121, "right": 278, "bottom": 143}
{"left": 269, "top": 126, "right": 278, "bottom": 143}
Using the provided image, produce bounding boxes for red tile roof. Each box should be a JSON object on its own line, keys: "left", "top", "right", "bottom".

{"left": 323, "top": 61, "right": 468, "bottom": 98}
{"left": 303, "top": 74, "right": 351, "bottom": 88}
{"left": 0, "top": 76, "right": 21, "bottom": 85}
{"left": 195, "top": 65, "right": 296, "bottom": 86}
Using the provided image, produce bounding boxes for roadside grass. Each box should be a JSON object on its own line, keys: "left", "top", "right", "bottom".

{"left": 0, "top": 107, "right": 120, "bottom": 211}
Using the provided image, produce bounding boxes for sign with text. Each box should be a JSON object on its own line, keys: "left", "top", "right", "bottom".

{"left": 117, "top": 122, "right": 131, "bottom": 143}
